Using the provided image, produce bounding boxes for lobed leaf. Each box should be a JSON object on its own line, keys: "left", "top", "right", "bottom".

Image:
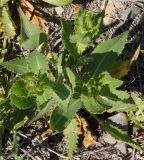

{"left": 18, "top": 7, "right": 48, "bottom": 49}
{"left": 64, "top": 118, "right": 78, "bottom": 159}
{"left": 98, "top": 72, "right": 130, "bottom": 100}
{"left": 61, "top": 20, "right": 77, "bottom": 56}
{"left": 71, "top": 10, "right": 104, "bottom": 54}
{"left": 2, "top": 52, "right": 48, "bottom": 75}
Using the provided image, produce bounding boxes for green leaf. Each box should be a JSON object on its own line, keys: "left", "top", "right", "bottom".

{"left": 84, "top": 32, "right": 128, "bottom": 80}
{"left": 36, "top": 87, "right": 54, "bottom": 106}
{"left": 71, "top": 10, "right": 104, "bottom": 54}
{"left": 21, "top": 32, "right": 48, "bottom": 50}
{"left": 41, "top": 0, "right": 72, "bottom": 6}
{"left": 53, "top": 83, "right": 70, "bottom": 101}
{"left": 50, "top": 99, "right": 82, "bottom": 132}
{"left": 98, "top": 84, "right": 136, "bottom": 112}
{"left": 26, "top": 52, "right": 48, "bottom": 74}
{"left": 2, "top": 52, "right": 48, "bottom": 74}
{"left": 110, "top": 101, "right": 136, "bottom": 112}
{"left": 11, "top": 80, "right": 28, "bottom": 97}
{"left": 98, "top": 72, "right": 130, "bottom": 100}
{"left": 2, "top": 57, "right": 29, "bottom": 74}
{"left": 95, "top": 116, "right": 144, "bottom": 152}
{"left": 18, "top": 7, "right": 47, "bottom": 49}
{"left": 64, "top": 118, "right": 78, "bottom": 159}
{"left": 93, "top": 31, "right": 128, "bottom": 54}
{"left": 10, "top": 94, "right": 36, "bottom": 110}
{"left": 81, "top": 95, "right": 111, "bottom": 114}
{"left": 0, "top": 0, "right": 9, "bottom": 7}
{"left": 61, "top": 20, "right": 77, "bottom": 56}
{"left": 65, "top": 67, "right": 76, "bottom": 90}
{"left": 28, "top": 99, "right": 54, "bottom": 125}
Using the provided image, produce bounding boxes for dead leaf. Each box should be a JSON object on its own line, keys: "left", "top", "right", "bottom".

{"left": 80, "top": 117, "right": 97, "bottom": 148}
{"left": 110, "top": 45, "right": 141, "bottom": 79}
{"left": 34, "top": 128, "right": 53, "bottom": 140}
{"left": 19, "top": 0, "right": 48, "bottom": 33}
{"left": 75, "top": 114, "right": 83, "bottom": 135}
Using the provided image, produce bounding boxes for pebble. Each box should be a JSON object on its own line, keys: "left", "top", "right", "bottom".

{"left": 102, "top": 112, "right": 128, "bottom": 154}
{"left": 55, "top": 7, "right": 64, "bottom": 17}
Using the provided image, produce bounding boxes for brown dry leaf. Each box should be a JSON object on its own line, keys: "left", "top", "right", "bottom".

{"left": 19, "top": 0, "right": 48, "bottom": 33}
{"left": 34, "top": 128, "right": 53, "bottom": 140}
{"left": 75, "top": 114, "right": 83, "bottom": 135}
{"left": 80, "top": 117, "right": 97, "bottom": 148}
{"left": 110, "top": 45, "right": 141, "bottom": 79}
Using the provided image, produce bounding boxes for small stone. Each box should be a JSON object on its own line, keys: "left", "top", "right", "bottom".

{"left": 102, "top": 113, "right": 128, "bottom": 154}
{"left": 55, "top": 7, "right": 64, "bottom": 17}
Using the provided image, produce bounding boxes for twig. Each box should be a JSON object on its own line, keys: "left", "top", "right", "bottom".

{"left": 35, "top": 138, "right": 70, "bottom": 160}
{"left": 20, "top": 148, "right": 36, "bottom": 160}
{"left": 131, "top": 148, "right": 136, "bottom": 160}
{"left": 94, "top": 146, "right": 112, "bottom": 153}
{"left": 47, "top": 147, "right": 69, "bottom": 159}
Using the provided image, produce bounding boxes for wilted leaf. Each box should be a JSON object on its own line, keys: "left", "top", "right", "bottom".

{"left": 34, "top": 129, "right": 53, "bottom": 140}
{"left": 80, "top": 117, "right": 97, "bottom": 148}
{"left": 110, "top": 45, "right": 141, "bottom": 79}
